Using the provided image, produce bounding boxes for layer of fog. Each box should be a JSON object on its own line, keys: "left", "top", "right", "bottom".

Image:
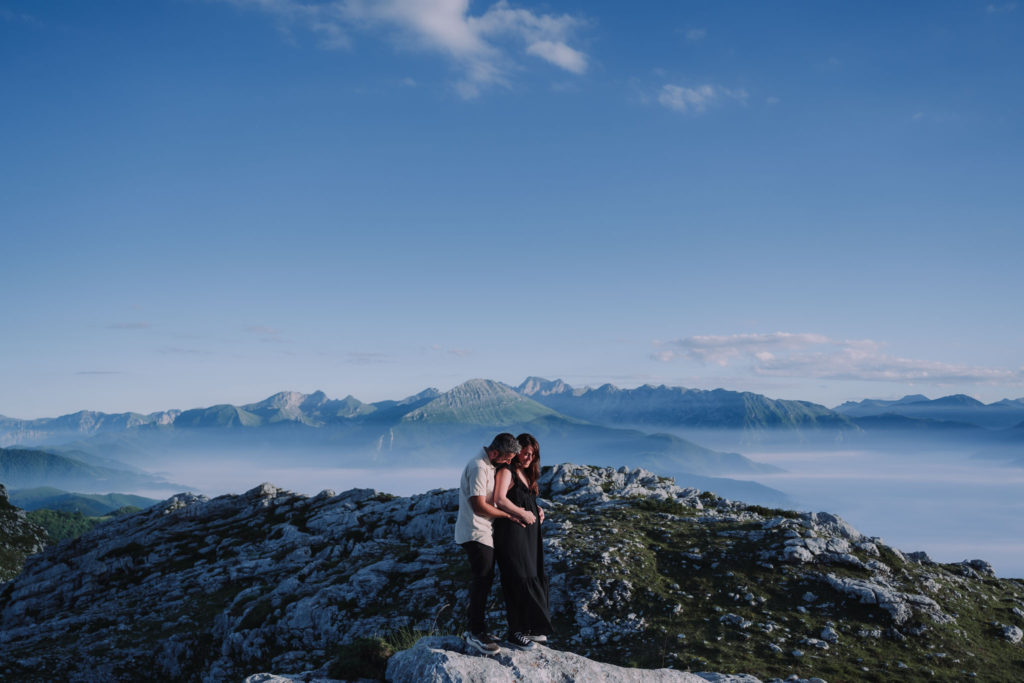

{"left": 745, "top": 449, "right": 1024, "bottom": 579}
{"left": 130, "top": 437, "right": 1024, "bottom": 579}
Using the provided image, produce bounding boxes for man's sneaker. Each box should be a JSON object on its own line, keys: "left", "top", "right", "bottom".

{"left": 505, "top": 631, "right": 536, "bottom": 651}
{"left": 526, "top": 634, "right": 548, "bottom": 643}
{"left": 464, "top": 631, "right": 500, "bottom": 655}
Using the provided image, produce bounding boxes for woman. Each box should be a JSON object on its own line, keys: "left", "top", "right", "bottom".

{"left": 491, "top": 432, "right": 551, "bottom": 649}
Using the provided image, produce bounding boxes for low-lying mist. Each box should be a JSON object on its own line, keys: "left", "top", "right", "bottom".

{"left": 746, "top": 448, "right": 1024, "bottom": 579}
{"left": 121, "top": 432, "right": 1024, "bottom": 579}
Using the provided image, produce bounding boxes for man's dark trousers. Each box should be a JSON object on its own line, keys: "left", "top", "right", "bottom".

{"left": 461, "top": 541, "right": 495, "bottom": 634}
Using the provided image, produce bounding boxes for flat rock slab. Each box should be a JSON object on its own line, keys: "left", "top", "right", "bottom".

{"left": 384, "top": 636, "right": 762, "bottom": 682}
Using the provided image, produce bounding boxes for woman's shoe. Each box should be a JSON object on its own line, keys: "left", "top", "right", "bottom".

{"left": 505, "top": 631, "right": 536, "bottom": 650}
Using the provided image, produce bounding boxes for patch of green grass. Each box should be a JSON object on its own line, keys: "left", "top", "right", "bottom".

{"left": 636, "top": 497, "right": 699, "bottom": 516}
{"left": 742, "top": 504, "right": 802, "bottom": 520}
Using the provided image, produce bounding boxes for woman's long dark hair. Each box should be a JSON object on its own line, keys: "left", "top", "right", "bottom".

{"left": 516, "top": 433, "right": 540, "bottom": 494}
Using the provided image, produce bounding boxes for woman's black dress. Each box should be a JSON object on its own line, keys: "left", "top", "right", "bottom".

{"left": 493, "top": 465, "right": 551, "bottom": 636}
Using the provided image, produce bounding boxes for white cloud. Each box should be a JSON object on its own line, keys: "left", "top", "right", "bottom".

{"left": 654, "top": 333, "right": 1024, "bottom": 386}
{"left": 525, "top": 40, "right": 586, "bottom": 74}
{"left": 987, "top": 2, "right": 1018, "bottom": 12}
{"left": 658, "top": 83, "right": 748, "bottom": 114}
{"left": 219, "top": 0, "right": 588, "bottom": 97}
{"left": 684, "top": 28, "right": 706, "bottom": 41}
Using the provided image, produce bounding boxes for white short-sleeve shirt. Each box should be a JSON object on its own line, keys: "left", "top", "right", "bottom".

{"left": 454, "top": 449, "right": 497, "bottom": 547}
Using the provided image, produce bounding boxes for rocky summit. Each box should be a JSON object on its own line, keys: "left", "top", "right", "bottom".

{"left": 1, "top": 464, "right": 1023, "bottom": 682}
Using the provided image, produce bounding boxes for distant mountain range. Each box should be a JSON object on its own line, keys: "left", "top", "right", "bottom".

{"left": 834, "top": 394, "right": 1024, "bottom": 430}
{"left": 517, "top": 377, "right": 858, "bottom": 431}
{"left": 2, "top": 379, "right": 1022, "bottom": 503}
{"left": 0, "top": 380, "right": 800, "bottom": 505}
{"left": 6, "top": 380, "right": 1021, "bottom": 446}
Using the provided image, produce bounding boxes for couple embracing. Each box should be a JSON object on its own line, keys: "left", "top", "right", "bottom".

{"left": 454, "top": 432, "right": 552, "bottom": 654}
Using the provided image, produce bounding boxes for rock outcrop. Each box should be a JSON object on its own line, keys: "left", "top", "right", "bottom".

{"left": 1, "top": 464, "right": 1022, "bottom": 682}
{"left": 0, "top": 482, "right": 48, "bottom": 581}
{"left": 385, "top": 636, "right": 760, "bottom": 682}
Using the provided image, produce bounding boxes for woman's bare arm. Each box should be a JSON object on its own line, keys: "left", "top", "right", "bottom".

{"left": 493, "top": 468, "right": 536, "bottom": 525}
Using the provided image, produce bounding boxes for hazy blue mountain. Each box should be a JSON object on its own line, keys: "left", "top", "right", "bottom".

{"left": 833, "top": 395, "right": 930, "bottom": 414}
{"left": 0, "top": 409, "right": 178, "bottom": 448}
{"left": 0, "top": 447, "right": 179, "bottom": 492}
{"left": 516, "top": 377, "right": 857, "bottom": 431}
{"left": 834, "top": 394, "right": 1024, "bottom": 429}
{"left": 8, "top": 487, "right": 159, "bottom": 516}
{"left": 241, "top": 391, "right": 376, "bottom": 425}
{"left": 850, "top": 414, "right": 984, "bottom": 432}
{"left": 173, "top": 404, "right": 264, "bottom": 429}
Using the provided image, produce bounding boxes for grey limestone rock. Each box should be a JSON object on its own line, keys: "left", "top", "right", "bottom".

{"left": 384, "top": 636, "right": 761, "bottom": 682}
{"left": 823, "top": 574, "right": 953, "bottom": 626}
{"left": 957, "top": 559, "right": 996, "bottom": 578}
{"left": 1000, "top": 624, "right": 1023, "bottom": 644}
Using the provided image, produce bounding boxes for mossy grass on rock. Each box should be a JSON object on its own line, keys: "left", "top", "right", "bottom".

{"left": 1, "top": 465, "right": 1022, "bottom": 682}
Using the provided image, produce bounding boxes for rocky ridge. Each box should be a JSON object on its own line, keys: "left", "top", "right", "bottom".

{"left": 0, "top": 482, "right": 48, "bottom": 581}
{"left": 1, "top": 465, "right": 1022, "bottom": 682}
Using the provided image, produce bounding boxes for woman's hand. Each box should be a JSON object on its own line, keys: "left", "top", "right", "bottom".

{"left": 538, "top": 506, "right": 545, "bottom": 524}
{"left": 519, "top": 510, "right": 537, "bottom": 525}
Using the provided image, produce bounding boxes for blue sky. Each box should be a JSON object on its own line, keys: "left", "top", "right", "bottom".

{"left": 2, "top": 0, "right": 1022, "bottom": 417}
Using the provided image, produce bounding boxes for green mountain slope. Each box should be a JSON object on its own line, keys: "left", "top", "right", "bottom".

{"left": 401, "top": 379, "right": 559, "bottom": 424}
{"left": 8, "top": 488, "right": 158, "bottom": 516}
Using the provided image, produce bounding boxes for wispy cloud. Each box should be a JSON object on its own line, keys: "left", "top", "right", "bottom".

{"left": 76, "top": 370, "right": 126, "bottom": 375}
{"left": 218, "top": 0, "right": 589, "bottom": 97}
{"left": 244, "top": 325, "right": 290, "bottom": 343}
{"left": 684, "top": 28, "right": 706, "bottom": 41}
{"left": 654, "top": 333, "right": 1024, "bottom": 385}
{"left": 658, "top": 83, "right": 748, "bottom": 114}
{"left": 987, "top": 2, "right": 1018, "bottom": 12}
{"left": 0, "top": 8, "right": 39, "bottom": 24}
{"left": 428, "top": 344, "right": 473, "bottom": 358}
{"left": 107, "top": 322, "right": 151, "bottom": 330}
{"left": 348, "top": 351, "right": 391, "bottom": 364}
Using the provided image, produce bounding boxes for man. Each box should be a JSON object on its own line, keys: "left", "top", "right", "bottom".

{"left": 454, "top": 432, "right": 533, "bottom": 654}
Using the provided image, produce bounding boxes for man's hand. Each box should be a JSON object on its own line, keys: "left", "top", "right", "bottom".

{"left": 538, "top": 507, "right": 545, "bottom": 524}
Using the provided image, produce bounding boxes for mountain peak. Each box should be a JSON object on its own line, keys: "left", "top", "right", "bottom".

{"left": 929, "top": 394, "right": 985, "bottom": 407}
{"left": 402, "top": 379, "right": 556, "bottom": 424}
{"left": 517, "top": 376, "right": 575, "bottom": 396}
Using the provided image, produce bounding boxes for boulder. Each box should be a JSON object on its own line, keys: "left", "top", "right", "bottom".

{"left": 384, "top": 636, "right": 761, "bottom": 682}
